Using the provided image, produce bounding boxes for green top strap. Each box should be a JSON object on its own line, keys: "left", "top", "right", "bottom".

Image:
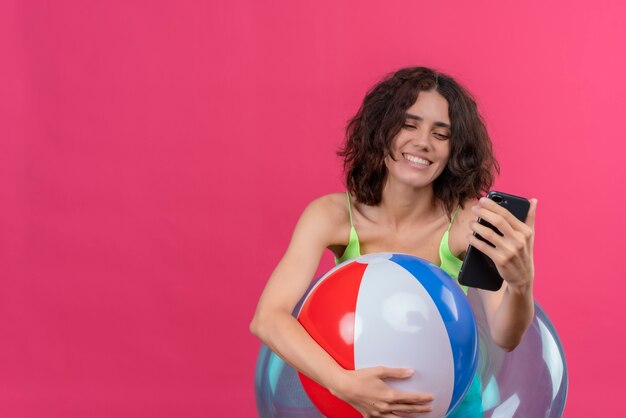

{"left": 346, "top": 191, "right": 354, "bottom": 225}
{"left": 448, "top": 204, "right": 460, "bottom": 231}
{"left": 439, "top": 204, "right": 467, "bottom": 293}
{"left": 334, "top": 192, "right": 361, "bottom": 264}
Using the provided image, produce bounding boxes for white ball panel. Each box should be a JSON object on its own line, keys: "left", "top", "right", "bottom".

{"left": 354, "top": 260, "right": 455, "bottom": 418}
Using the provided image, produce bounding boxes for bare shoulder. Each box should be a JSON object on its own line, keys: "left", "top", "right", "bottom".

{"left": 454, "top": 197, "right": 479, "bottom": 225}
{"left": 296, "top": 192, "right": 351, "bottom": 244}
{"left": 303, "top": 192, "right": 349, "bottom": 225}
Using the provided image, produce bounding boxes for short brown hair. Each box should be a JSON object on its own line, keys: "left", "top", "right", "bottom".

{"left": 337, "top": 66, "right": 499, "bottom": 216}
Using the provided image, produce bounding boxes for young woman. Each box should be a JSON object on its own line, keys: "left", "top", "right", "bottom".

{"left": 250, "top": 67, "right": 537, "bottom": 417}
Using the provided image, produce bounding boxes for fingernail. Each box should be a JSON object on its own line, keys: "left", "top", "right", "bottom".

{"left": 405, "top": 369, "right": 414, "bottom": 376}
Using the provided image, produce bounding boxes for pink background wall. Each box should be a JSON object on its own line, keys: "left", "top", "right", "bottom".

{"left": 2, "top": 0, "right": 624, "bottom": 416}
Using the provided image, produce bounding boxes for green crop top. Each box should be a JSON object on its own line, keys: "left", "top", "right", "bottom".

{"left": 334, "top": 191, "right": 467, "bottom": 294}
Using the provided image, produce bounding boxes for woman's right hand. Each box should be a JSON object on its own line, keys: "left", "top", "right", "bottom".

{"left": 329, "top": 366, "right": 434, "bottom": 417}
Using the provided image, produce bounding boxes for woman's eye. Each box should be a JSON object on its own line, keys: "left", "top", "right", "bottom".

{"left": 403, "top": 124, "right": 416, "bottom": 129}
{"left": 434, "top": 133, "right": 450, "bottom": 140}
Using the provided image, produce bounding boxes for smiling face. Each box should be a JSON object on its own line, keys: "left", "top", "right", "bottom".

{"left": 384, "top": 89, "right": 452, "bottom": 190}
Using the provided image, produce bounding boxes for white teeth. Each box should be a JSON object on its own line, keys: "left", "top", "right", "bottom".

{"left": 403, "top": 153, "right": 431, "bottom": 166}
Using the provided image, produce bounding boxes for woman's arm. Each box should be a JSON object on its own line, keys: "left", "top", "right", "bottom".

{"left": 249, "top": 195, "right": 433, "bottom": 417}
{"left": 463, "top": 197, "right": 538, "bottom": 351}
{"left": 250, "top": 196, "right": 346, "bottom": 388}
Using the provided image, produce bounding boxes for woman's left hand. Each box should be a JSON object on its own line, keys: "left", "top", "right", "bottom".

{"left": 467, "top": 197, "right": 538, "bottom": 291}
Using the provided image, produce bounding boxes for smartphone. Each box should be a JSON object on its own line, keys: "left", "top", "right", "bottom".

{"left": 458, "top": 191, "right": 530, "bottom": 291}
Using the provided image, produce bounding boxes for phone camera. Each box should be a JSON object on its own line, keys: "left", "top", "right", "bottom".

{"left": 491, "top": 195, "right": 503, "bottom": 203}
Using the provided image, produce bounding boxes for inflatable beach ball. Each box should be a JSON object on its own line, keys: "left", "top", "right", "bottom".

{"left": 296, "top": 253, "right": 478, "bottom": 418}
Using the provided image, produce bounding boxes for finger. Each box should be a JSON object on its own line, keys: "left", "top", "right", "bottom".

{"left": 379, "top": 413, "right": 403, "bottom": 418}
{"left": 466, "top": 233, "right": 500, "bottom": 263}
{"left": 525, "top": 198, "right": 538, "bottom": 229}
{"left": 471, "top": 205, "right": 515, "bottom": 237}
{"left": 477, "top": 197, "right": 527, "bottom": 232}
{"left": 377, "top": 367, "right": 414, "bottom": 379}
{"left": 378, "top": 407, "right": 434, "bottom": 418}
{"left": 387, "top": 402, "right": 434, "bottom": 413}
{"left": 469, "top": 220, "right": 506, "bottom": 249}
{"left": 392, "top": 391, "right": 434, "bottom": 404}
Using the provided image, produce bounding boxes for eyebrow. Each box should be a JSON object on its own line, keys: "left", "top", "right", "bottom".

{"left": 405, "top": 113, "right": 451, "bottom": 129}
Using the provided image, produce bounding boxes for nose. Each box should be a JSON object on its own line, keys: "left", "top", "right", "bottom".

{"left": 411, "top": 128, "right": 432, "bottom": 151}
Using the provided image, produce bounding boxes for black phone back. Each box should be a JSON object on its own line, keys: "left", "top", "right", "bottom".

{"left": 458, "top": 191, "right": 530, "bottom": 291}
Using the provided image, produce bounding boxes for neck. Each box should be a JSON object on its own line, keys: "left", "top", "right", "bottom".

{"left": 379, "top": 178, "right": 442, "bottom": 231}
